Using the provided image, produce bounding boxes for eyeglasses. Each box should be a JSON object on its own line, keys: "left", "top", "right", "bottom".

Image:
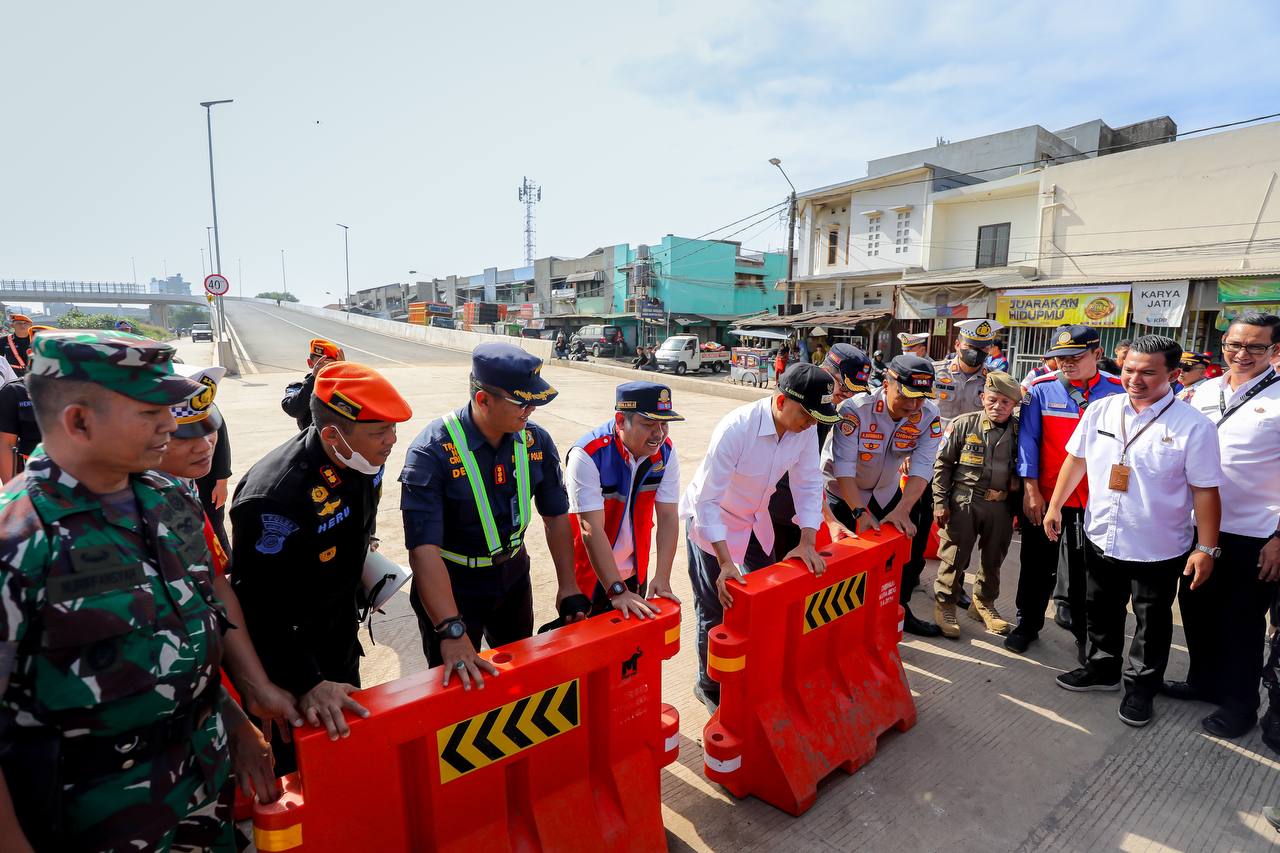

{"left": 1222, "top": 341, "right": 1275, "bottom": 355}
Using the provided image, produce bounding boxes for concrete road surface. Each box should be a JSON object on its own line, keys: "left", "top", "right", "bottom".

{"left": 200, "top": 314, "right": 1280, "bottom": 852}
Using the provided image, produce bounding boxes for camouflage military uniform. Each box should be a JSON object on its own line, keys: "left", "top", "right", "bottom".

{"left": 0, "top": 330, "right": 232, "bottom": 852}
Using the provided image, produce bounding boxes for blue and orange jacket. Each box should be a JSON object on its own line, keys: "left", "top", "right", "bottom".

{"left": 1017, "top": 370, "right": 1123, "bottom": 509}
{"left": 568, "top": 422, "right": 674, "bottom": 598}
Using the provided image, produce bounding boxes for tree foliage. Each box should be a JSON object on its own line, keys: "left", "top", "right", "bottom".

{"left": 54, "top": 307, "right": 169, "bottom": 340}
{"left": 256, "top": 291, "right": 298, "bottom": 302}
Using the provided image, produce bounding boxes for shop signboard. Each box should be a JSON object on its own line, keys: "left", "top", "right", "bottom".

{"left": 995, "top": 285, "right": 1131, "bottom": 328}
{"left": 1131, "top": 280, "right": 1189, "bottom": 327}
{"left": 1218, "top": 277, "right": 1280, "bottom": 303}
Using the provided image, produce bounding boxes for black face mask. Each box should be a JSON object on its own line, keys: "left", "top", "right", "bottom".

{"left": 959, "top": 348, "right": 984, "bottom": 368}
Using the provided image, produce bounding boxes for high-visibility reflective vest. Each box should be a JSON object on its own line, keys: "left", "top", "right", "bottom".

{"left": 438, "top": 411, "right": 531, "bottom": 568}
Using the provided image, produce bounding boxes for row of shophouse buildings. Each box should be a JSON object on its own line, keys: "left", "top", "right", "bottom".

{"left": 357, "top": 113, "right": 1280, "bottom": 379}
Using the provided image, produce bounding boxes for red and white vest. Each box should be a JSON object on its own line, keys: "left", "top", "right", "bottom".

{"left": 568, "top": 421, "right": 674, "bottom": 598}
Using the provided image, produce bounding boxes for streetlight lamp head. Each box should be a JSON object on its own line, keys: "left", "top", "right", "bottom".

{"left": 199, "top": 99, "right": 234, "bottom": 108}
{"left": 336, "top": 223, "right": 348, "bottom": 229}
{"left": 768, "top": 158, "right": 781, "bottom": 166}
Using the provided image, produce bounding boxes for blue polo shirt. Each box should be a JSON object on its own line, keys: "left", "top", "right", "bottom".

{"left": 399, "top": 404, "right": 569, "bottom": 558}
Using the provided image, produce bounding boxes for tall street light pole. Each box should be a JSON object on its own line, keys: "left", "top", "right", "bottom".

{"left": 280, "top": 249, "right": 288, "bottom": 297}
{"left": 206, "top": 227, "right": 214, "bottom": 269}
{"left": 201, "top": 98, "right": 233, "bottom": 347}
{"left": 769, "top": 157, "right": 798, "bottom": 309}
{"left": 336, "top": 224, "right": 350, "bottom": 318}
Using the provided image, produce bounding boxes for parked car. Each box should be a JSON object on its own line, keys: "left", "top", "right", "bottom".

{"left": 190, "top": 322, "right": 213, "bottom": 342}
{"left": 428, "top": 316, "right": 455, "bottom": 329}
{"left": 654, "top": 335, "right": 730, "bottom": 375}
{"left": 572, "top": 324, "right": 626, "bottom": 358}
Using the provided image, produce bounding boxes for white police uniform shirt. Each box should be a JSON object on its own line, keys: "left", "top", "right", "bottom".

{"left": 567, "top": 444, "right": 681, "bottom": 579}
{"left": 1182, "top": 368, "right": 1280, "bottom": 539}
{"left": 680, "top": 397, "right": 823, "bottom": 564}
{"left": 823, "top": 387, "right": 944, "bottom": 509}
{"left": 1065, "top": 388, "right": 1223, "bottom": 562}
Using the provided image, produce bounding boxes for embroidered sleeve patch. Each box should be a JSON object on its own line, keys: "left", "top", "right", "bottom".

{"left": 257, "top": 513, "right": 300, "bottom": 555}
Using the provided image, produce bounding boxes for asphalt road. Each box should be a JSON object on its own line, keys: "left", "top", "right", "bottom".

{"left": 223, "top": 300, "right": 472, "bottom": 374}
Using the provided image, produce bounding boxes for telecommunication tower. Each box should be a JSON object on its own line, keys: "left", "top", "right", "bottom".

{"left": 518, "top": 176, "right": 542, "bottom": 266}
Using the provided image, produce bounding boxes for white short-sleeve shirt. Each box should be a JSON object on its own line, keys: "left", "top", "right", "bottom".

{"left": 566, "top": 442, "right": 680, "bottom": 579}
{"left": 1065, "top": 388, "right": 1223, "bottom": 561}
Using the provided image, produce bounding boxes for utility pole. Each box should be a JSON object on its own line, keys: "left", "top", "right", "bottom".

{"left": 131, "top": 256, "right": 137, "bottom": 286}
{"left": 280, "top": 249, "right": 288, "bottom": 296}
{"left": 769, "top": 158, "right": 798, "bottom": 309}
{"left": 518, "top": 176, "right": 541, "bottom": 267}
{"left": 337, "top": 224, "right": 350, "bottom": 319}
{"left": 200, "top": 98, "right": 233, "bottom": 349}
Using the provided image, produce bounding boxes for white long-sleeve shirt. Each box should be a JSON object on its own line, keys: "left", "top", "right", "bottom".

{"left": 679, "top": 397, "right": 823, "bottom": 564}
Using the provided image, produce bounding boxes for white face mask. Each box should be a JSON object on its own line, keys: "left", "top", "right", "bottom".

{"left": 329, "top": 429, "right": 381, "bottom": 476}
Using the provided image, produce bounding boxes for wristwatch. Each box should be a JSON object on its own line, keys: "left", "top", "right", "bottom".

{"left": 606, "top": 581, "right": 627, "bottom": 598}
{"left": 1194, "top": 543, "right": 1222, "bottom": 559}
{"left": 434, "top": 616, "right": 467, "bottom": 640}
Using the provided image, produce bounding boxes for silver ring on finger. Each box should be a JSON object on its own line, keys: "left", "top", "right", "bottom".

{"left": 454, "top": 660, "right": 468, "bottom": 670}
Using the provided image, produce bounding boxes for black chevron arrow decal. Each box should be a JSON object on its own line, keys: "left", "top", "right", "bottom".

{"left": 503, "top": 696, "right": 534, "bottom": 748}
{"left": 531, "top": 684, "right": 560, "bottom": 738}
{"left": 852, "top": 572, "right": 866, "bottom": 606}
{"left": 440, "top": 719, "right": 475, "bottom": 776}
{"left": 559, "top": 679, "right": 579, "bottom": 725}
{"left": 805, "top": 591, "right": 820, "bottom": 630}
{"left": 817, "top": 584, "right": 835, "bottom": 620}
{"left": 472, "top": 708, "right": 505, "bottom": 761}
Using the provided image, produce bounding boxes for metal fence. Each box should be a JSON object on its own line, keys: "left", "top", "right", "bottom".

{"left": 0, "top": 280, "right": 147, "bottom": 295}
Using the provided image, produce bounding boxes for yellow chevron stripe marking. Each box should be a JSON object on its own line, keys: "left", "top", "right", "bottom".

{"left": 665, "top": 625, "right": 681, "bottom": 645}
{"left": 437, "top": 677, "right": 580, "bottom": 783}
{"left": 803, "top": 571, "right": 868, "bottom": 633}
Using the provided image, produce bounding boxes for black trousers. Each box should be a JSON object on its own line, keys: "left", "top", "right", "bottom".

{"left": 688, "top": 530, "right": 777, "bottom": 698}
{"left": 1084, "top": 538, "right": 1185, "bottom": 698}
{"left": 1178, "top": 531, "right": 1276, "bottom": 716}
{"left": 1013, "top": 505, "right": 1086, "bottom": 645}
{"left": 269, "top": 633, "right": 361, "bottom": 776}
{"left": 903, "top": 483, "right": 933, "bottom": 605}
{"left": 410, "top": 552, "right": 535, "bottom": 667}
{"left": 768, "top": 473, "right": 802, "bottom": 561}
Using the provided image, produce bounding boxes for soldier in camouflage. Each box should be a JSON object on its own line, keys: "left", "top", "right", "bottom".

{"left": 0, "top": 331, "right": 237, "bottom": 852}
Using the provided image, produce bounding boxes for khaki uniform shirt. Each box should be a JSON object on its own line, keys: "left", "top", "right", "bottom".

{"left": 933, "top": 410, "right": 1020, "bottom": 511}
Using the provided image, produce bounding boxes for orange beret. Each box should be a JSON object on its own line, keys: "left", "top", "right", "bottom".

{"left": 309, "top": 338, "right": 342, "bottom": 360}
{"left": 27, "top": 325, "right": 56, "bottom": 340}
{"left": 10, "top": 315, "right": 31, "bottom": 324}
{"left": 314, "top": 362, "right": 412, "bottom": 423}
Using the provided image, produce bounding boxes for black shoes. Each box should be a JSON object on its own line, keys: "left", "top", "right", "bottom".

{"left": 1003, "top": 629, "right": 1035, "bottom": 654}
{"left": 1056, "top": 667, "right": 1121, "bottom": 693}
{"left": 956, "top": 588, "right": 973, "bottom": 610}
{"left": 1262, "top": 711, "right": 1280, "bottom": 754}
{"left": 903, "top": 606, "right": 943, "bottom": 638}
{"left": 1201, "top": 708, "right": 1256, "bottom": 739}
{"left": 1053, "top": 603, "right": 1074, "bottom": 632}
{"left": 1119, "top": 692, "right": 1154, "bottom": 727}
{"left": 693, "top": 683, "right": 719, "bottom": 713}
{"left": 1160, "top": 680, "right": 1208, "bottom": 702}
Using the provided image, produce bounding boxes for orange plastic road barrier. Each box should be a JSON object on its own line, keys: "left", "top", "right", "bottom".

{"left": 703, "top": 528, "right": 915, "bottom": 816}
{"left": 253, "top": 605, "right": 681, "bottom": 852}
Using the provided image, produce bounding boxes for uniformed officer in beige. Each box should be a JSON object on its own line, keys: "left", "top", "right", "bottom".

{"left": 933, "top": 318, "right": 1004, "bottom": 423}
{"left": 931, "top": 371, "right": 1023, "bottom": 638}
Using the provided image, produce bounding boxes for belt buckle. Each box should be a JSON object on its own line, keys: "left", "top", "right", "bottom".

{"left": 984, "top": 489, "right": 1002, "bottom": 501}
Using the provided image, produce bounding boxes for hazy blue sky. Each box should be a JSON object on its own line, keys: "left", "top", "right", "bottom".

{"left": 3, "top": 1, "right": 1279, "bottom": 306}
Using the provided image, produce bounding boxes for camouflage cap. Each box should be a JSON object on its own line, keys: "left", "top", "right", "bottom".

{"left": 31, "top": 330, "right": 203, "bottom": 405}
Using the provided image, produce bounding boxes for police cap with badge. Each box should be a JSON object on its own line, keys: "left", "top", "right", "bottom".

{"left": 170, "top": 364, "right": 226, "bottom": 437}
{"left": 615, "top": 381, "right": 684, "bottom": 421}
{"left": 1046, "top": 324, "right": 1101, "bottom": 357}
{"left": 778, "top": 362, "right": 841, "bottom": 423}
{"left": 30, "top": 330, "right": 204, "bottom": 403}
{"left": 955, "top": 318, "right": 1002, "bottom": 349}
{"left": 822, "top": 343, "right": 873, "bottom": 393}
{"left": 1179, "top": 351, "right": 1211, "bottom": 370}
{"left": 472, "top": 342, "right": 558, "bottom": 406}
{"left": 897, "top": 331, "right": 929, "bottom": 350}
{"left": 886, "top": 354, "right": 937, "bottom": 398}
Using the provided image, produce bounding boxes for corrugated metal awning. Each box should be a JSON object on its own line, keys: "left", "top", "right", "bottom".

{"left": 564, "top": 271, "right": 603, "bottom": 283}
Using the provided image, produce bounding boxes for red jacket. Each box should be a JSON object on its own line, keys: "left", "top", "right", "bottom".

{"left": 1017, "top": 371, "right": 1123, "bottom": 509}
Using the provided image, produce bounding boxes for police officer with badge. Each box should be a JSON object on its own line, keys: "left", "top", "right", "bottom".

{"left": 898, "top": 331, "right": 929, "bottom": 359}
{"left": 0, "top": 325, "right": 53, "bottom": 482}
{"left": 770, "top": 343, "right": 873, "bottom": 559}
{"left": 281, "top": 338, "right": 345, "bottom": 430}
{"left": 1173, "top": 351, "right": 1211, "bottom": 395}
{"left": 231, "top": 362, "right": 412, "bottom": 768}
{"left": 399, "top": 343, "right": 581, "bottom": 691}
{"left": 904, "top": 318, "right": 1003, "bottom": 612}
{"left": 0, "top": 314, "right": 34, "bottom": 376}
{"left": 0, "top": 330, "right": 238, "bottom": 851}
{"left": 931, "top": 371, "right": 1023, "bottom": 638}
{"left": 565, "top": 382, "right": 684, "bottom": 618}
{"left": 824, "top": 354, "right": 945, "bottom": 636}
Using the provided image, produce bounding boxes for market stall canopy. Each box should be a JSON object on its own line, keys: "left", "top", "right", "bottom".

{"left": 733, "top": 308, "right": 889, "bottom": 330}
{"left": 728, "top": 328, "right": 790, "bottom": 341}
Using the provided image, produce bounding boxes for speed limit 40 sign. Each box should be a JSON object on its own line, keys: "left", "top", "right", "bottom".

{"left": 204, "top": 274, "right": 230, "bottom": 296}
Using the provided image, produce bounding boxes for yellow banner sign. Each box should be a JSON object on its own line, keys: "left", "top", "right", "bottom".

{"left": 995, "top": 286, "right": 1131, "bottom": 328}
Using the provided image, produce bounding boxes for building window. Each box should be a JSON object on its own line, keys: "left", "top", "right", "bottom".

{"left": 894, "top": 211, "right": 911, "bottom": 253}
{"left": 976, "top": 222, "right": 1011, "bottom": 268}
{"left": 576, "top": 279, "right": 604, "bottom": 298}
{"left": 867, "top": 215, "right": 880, "bottom": 257}
{"left": 735, "top": 272, "right": 764, "bottom": 287}
{"left": 827, "top": 229, "right": 839, "bottom": 265}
